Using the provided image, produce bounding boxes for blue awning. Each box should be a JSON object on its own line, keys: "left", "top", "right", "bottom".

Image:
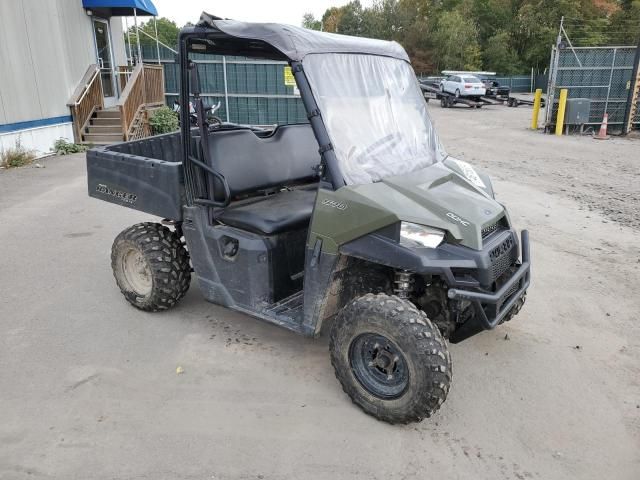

{"left": 82, "top": 0, "right": 158, "bottom": 16}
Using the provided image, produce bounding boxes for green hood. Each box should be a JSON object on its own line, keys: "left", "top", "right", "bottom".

{"left": 310, "top": 160, "right": 505, "bottom": 252}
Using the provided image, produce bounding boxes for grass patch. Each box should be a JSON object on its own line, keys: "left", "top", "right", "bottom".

{"left": 0, "top": 137, "right": 36, "bottom": 169}
{"left": 52, "top": 138, "right": 89, "bottom": 155}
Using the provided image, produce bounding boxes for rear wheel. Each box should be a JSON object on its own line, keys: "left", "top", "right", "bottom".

{"left": 111, "top": 222, "right": 191, "bottom": 311}
{"left": 455, "top": 89, "right": 461, "bottom": 98}
{"left": 330, "top": 293, "right": 451, "bottom": 424}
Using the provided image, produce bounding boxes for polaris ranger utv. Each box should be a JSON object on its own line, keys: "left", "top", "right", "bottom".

{"left": 87, "top": 13, "right": 530, "bottom": 424}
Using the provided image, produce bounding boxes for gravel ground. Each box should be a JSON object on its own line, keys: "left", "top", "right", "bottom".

{"left": 0, "top": 104, "right": 638, "bottom": 480}
{"left": 431, "top": 98, "right": 640, "bottom": 230}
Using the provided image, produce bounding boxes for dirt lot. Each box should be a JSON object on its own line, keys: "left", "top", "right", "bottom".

{"left": 0, "top": 103, "right": 638, "bottom": 480}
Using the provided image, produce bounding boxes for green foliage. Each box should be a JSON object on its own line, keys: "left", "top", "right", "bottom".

{"left": 432, "top": 10, "right": 482, "bottom": 71}
{"left": 483, "top": 31, "right": 523, "bottom": 75}
{"left": 608, "top": 0, "right": 640, "bottom": 45}
{"left": 337, "top": 1, "right": 366, "bottom": 36}
{"left": 0, "top": 137, "right": 36, "bottom": 169}
{"left": 52, "top": 138, "right": 88, "bottom": 155}
{"left": 305, "top": 0, "right": 640, "bottom": 74}
{"left": 302, "top": 13, "right": 322, "bottom": 30}
{"left": 125, "top": 17, "right": 180, "bottom": 51}
{"left": 149, "top": 106, "right": 179, "bottom": 135}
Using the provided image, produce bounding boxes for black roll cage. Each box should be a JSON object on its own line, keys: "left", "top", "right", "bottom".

{"left": 177, "top": 27, "right": 346, "bottom": 207}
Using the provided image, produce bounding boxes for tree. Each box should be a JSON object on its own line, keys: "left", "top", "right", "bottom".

{"left": 471, "top": 0, "right": 510, "bottom": 45}
{"left": 337, "top": 1, "right": 365, "bottom": 36}
{"left": 322, "top": 7, "right": 344, "bottom": 33}
{"left": 608, "top": 0, "right": 640, "bottom": 45}
{"left": 302, "top": 13, "right": 322, "bottom": 30}
{"left": 482, "top": 31, "right": 523, "bottom": 74}
{"left": 431, "top": 10, "right": 482, "bottom": 71}
{"left": 309, "top": 0, "right": 635, "bottom": 75}
{"left": 125, "top": 17, "right": 180, "bottom": 50}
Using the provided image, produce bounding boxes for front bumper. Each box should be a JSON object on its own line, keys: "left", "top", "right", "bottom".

{"left": 447, "top": 230, "right": 530, "bottom": 343}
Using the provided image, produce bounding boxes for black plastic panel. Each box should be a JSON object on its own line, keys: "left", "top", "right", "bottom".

{"left": 86, "top": 133, "right": 185, "bottom": 220}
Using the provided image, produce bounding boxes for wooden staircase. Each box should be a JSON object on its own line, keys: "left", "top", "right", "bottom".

{"left": 82, "top": 108, "right": 124, "bottom": 144}
{"left": 68, "top": 63, "right": 165, "bottom": 145}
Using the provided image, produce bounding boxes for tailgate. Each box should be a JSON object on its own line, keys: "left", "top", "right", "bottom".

{"left": 87, "top": 147, "right": 185, "bottom": 220}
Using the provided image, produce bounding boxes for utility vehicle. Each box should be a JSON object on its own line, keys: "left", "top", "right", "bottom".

{"left": 481, "top": 79, "right": 511, "bottom": 99}
{"left": 87, "top": 13, "right": 530, "bottom": 424}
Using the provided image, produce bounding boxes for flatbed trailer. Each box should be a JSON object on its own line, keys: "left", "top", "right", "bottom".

{"left": 419, "top": 82, "right": 495, "bottom": 109}
{"left": 420, "top": 81, "right": 546, "bottom": 109}
{"left": 506, "top": 95, "right": 546, "bottom": 108}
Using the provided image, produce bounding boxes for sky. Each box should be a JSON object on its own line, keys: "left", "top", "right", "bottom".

{"left": 150, "top": 0, "right": 370, "bottom": 28}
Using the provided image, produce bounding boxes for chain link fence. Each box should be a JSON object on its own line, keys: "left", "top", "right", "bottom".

{"left": 545, "top": 45, "right": 638, "bottom": 132}
{"left": 139, "top": 43, "right": 307, "bottom": 125}
{"left": 140, "top": 42, "right": 545, "bottom": 125}
{"left": 492, "top": 76, "right": 533, "bottom": 93}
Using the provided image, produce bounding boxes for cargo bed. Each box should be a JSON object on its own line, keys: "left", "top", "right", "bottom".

{"left": 86, "top": 132, "right": 185, "bottom": 220}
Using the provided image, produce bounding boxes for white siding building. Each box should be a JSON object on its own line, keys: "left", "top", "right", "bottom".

{"left": 0, "top": 0, "right": 157, "bottom": 155}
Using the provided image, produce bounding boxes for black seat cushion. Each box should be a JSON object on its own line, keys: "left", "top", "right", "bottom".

{"left": 218, "top": 189, "right": 317, "bottom": 235}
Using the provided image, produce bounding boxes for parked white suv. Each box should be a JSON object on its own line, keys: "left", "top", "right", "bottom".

{"left": 440, "top": 75, "right": 486, "bottom": 98}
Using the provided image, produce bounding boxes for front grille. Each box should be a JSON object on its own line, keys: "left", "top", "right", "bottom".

{"left": 481, "top": 222, "right": 500, "bottom": 239}
{"left": 499, "top": 278, "right": 519, "bottom": 308}
{"left": 482, "top": 217, "right": 507, "bottom": 241}
{"left": 489, "top": 235, "right": 516, "bottom": 281}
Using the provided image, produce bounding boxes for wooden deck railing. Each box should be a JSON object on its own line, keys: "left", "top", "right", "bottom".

{"left": 142, "top": 64, "right": 165, "bottom": 104}
{"left": 118, "top": 63, "right": 145, "bottom": 140}
{"left": 117, "top": 63, "right": 165, "bottom": 140}
{"left": 67, "top": 65, "right": 103, "bottom": 143}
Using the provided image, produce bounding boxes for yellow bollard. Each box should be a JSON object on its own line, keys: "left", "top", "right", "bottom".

{"left": 530, "top": 88, "right": 542, "bottom": 130}
{"left": 555, "top": 89, "right": 568, "bottom": 136}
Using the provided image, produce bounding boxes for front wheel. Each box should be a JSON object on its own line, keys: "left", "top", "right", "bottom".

{"left": 111, "top": 222, "right": 191, "bottom": 311}
{"left": 330, "top": 293, "right": 451, "bottom": 424}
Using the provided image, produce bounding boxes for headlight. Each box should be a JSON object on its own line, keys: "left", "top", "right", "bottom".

{"left": 400, "top": 222, "right": 445, "bottom": 249}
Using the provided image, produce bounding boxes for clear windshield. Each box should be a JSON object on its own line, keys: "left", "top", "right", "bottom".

{"left": 303, "top": 54, "right": 446, "bottom": 185}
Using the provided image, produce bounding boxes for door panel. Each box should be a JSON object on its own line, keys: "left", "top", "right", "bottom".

{"left": 93, "top": 18, "right": 115, "bottom": 98}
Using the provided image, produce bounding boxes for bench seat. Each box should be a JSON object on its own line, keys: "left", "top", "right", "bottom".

{"left": 218, "top": 189, "right": 317, "bottom": 235}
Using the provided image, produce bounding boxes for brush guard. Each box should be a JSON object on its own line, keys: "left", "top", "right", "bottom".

{"left": 447, "top": 230, "right": 531, "bottom": 343}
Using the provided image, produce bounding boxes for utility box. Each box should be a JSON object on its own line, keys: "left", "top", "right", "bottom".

{"left": 565, "top": 98, "right": 591, "bottom": 125}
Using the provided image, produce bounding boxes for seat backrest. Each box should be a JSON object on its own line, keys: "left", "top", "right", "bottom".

{"left": 205, "top": 124, "right": 320, "bottom": 201}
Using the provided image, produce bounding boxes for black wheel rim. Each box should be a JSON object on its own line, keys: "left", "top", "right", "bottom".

{"left": 349, "top": 333, "right": 409, "bottom": 399}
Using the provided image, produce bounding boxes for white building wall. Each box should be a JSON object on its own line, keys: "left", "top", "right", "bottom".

{"left": 0, "top": 0, "right": 128, "bottom": 155}
{"left": 0, "top": 67, "right": 7, "bottom": 125}
{"left": 0, "top": 123, "right": 74, "bottom": 156}
{"left": 0, "top": 1, "right": 44, "bottom": 125}
{"left": 111, "top": 17, "right": 127, "bottom": 68}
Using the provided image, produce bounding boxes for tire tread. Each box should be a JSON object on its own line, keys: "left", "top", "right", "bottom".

{"left": 111, "top": 222, "right": 190, "bottom": 312}
{"left": 329, "top": 293, "right": 452, "bottom": 424}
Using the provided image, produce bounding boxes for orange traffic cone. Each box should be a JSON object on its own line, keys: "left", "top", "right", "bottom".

{"left": 594, "top": 113, "right": 610, "bottom": 140}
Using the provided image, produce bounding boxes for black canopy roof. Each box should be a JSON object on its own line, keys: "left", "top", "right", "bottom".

{"left": 196, "top": 12, "right": 410, "bottom": 63}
